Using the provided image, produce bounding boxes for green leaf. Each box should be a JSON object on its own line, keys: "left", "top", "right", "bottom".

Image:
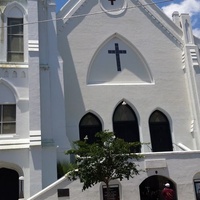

{"left": 65, "top": 130, "right": 143, "bottom": 191}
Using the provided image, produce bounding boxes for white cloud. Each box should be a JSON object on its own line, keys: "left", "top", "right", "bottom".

{"left": 161, "top": 0, "right": 200, "bottom": 38}
{"left": 193, "top": 28, "right": 200, "bottom": 38}
{"left": 162, "top": 0, "right": 200, "bottom": 18}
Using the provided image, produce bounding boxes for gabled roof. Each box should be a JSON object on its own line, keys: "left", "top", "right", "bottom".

{"left": 57, "top": 0, "right": 183, "bottom": 46}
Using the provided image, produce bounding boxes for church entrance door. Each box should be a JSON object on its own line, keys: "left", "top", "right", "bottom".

{"left": 139, "top": 175, "right": 177, "bottom": 200}
{"left": 0, "top": 168, "right": 19, "bottom": 200}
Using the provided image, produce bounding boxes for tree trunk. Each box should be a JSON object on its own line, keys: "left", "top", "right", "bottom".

{"left": 105, "top": 181, "right": 110, "bottom": 200}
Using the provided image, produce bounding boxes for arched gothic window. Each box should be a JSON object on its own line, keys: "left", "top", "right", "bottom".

{"left": 113, "top": 102, "right": 140, "bottom": 152}
{"left": 149, "top": 110, "right": 173, "bottom": 152}
{"left": 7, "top": 17, "right": 24, "bottom": 62}
{"left": 79, "top": 113, "right": 102, "bottom": 144}
{"left": 3, "top": 2, "right": 27, "bottom": 63}
{"left": 0, "top": 81, "right": 17, "bottom": 135}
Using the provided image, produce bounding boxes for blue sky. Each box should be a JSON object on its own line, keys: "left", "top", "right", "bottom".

{"left": 56, "top": 0, "right": 200, "bottom": 38}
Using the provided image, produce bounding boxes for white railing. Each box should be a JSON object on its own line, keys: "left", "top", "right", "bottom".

{"left": 27, "top": 171, "right": 72, "bottom": 200}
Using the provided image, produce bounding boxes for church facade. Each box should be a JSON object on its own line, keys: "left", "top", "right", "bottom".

{"left": 0, "top": 0, "right": 200, "bottom": 199}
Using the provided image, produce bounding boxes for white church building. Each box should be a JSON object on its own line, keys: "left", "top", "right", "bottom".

{"left": 0, "top": 0, "right": 200, "bottom": 199}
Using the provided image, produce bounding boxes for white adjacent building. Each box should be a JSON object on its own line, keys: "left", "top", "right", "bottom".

{"left": 0, "top": 0, "right": 200, "bottom": 199}
{"left": 0, "top": 0, "right": 69, "bottom": 199}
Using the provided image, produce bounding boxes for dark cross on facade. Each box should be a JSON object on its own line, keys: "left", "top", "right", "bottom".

{"left": 108, "top": 43, "right": 127, "bottom": 71}
{"left": 108, "top": 0, "right": 116, "bottom": 5}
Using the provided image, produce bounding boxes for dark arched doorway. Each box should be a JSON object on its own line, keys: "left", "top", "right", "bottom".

{"left": 113, "top": 102, "right": 140, "bottom": 152}
{"left": 79, "top": 113, "right": 102, "bottom": 144}
{"left": 140, "top": 175, "right": 177, "bottom": 200}
{"left": 0, "top": 168, "right": 19, "bottom": 200}
{"left": 149, "top": 110, "right": 173, "bottom": 152}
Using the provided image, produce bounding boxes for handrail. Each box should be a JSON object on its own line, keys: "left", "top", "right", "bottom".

{"left": 27, "top": 171, "right": 74, "bottom": 200}
{"left": 177, "top": 143, "right": 191, "bottom": 151}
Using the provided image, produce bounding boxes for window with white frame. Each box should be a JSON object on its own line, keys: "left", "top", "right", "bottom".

{"left": 0, "top": 105, "right": 16, "bottom": 134}
{"left": 7, "top": 18, "right": 24, "bottom": 62}
{"left": 3, "top": 2, "right": 27, "bottom": 63}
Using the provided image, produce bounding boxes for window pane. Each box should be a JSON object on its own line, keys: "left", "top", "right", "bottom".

{"left": 0, "top": 106, "right": 1, "bottom": 122}
{"left": 8, "top": 18, "right": 23, "bottom": 34}
{"left": 2, "top": 123, "right": 16, "bottom": 134}
{"left": 8, "top": 35, "right": 23, "bottom": 51}
{"left": 149, "top": 111, "right": 167, "bottom": 122}
{"left": 80, "top": 113, "right": 101, "bottom": 126}
{"left": 3, "top": 105, "right": 16, "bottom": 121}
{"left": 7, "top": 18, "right": 24, "bottom": 62}
{"left": 7, "top": 53, "right": 24, "bottom": 62}
{"left": 113, "top": 104, "right": 136, "bottom": 122}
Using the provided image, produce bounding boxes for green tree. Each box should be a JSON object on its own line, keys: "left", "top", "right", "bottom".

{"left": 66, "top": 130, "right": 143, "bottom": 200}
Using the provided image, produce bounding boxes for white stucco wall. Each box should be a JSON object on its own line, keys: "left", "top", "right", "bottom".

{"left": 58, "top": 0, "right": 193, "bottom": 151}
{"left": 28, "top": 151, "right": 200, "bottom": 200}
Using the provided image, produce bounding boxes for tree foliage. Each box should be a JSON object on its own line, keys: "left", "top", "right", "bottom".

{"left": 66, "top": 130, "right": 143, "bottom": 192}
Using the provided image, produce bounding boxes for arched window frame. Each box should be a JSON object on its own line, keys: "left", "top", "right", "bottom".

{"left": 0, "top": 79, "right": 19, "bottom": 137}
{"left": 3, "top": 2, "right": 28, "bottom": 64}
{"left": 149, "top": 110, "right": 173, "bottom": 152}
{"left": 112, "top": 101, "right": 140, "bottom": 152}
{"left": 79, "top": 112, "right": 103, "bottom": 144}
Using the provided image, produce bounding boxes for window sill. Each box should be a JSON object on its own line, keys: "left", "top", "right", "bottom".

{"left": 0, "top": 63, "right": 28, "bottom": 68}
{"left": 0, "top": 134, "right": 19, "bottom": 139}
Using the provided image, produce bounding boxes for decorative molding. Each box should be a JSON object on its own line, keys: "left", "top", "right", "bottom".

{"left": 0, "top": 144, "right": 29, "bottom": 150}
{"left": 99, "top": 0, "right": 127, "bottom": 16}
{"left": 136, "top": 0, "right": 183, "bottom": 48}
{"left": 0, "top": 131, "right": 43, "bottom": 149}
{"left": 28, "top": 40, "right": 39, "bottom": 52}
{"left": 0, "top": 138, "right": 29, "bottom": 150}
{"left": 30, "top": 131, "right": 41, "bottom": 146}
{"left": 182, "top": 52, "right": 186, "bottom": 72}
{"left": 0, "top": 64, "right": 29, "bottom": 68}
{"left": 190, "top": 49, "right": 199, "bottom": 66}
{"left": 17, "top": 98, "right": 29, "bottom": 102}
{"left": 182, "top": 51, "right": 185, "bottom": 64}
{"left": 190, "top": 119, "right": 195, "bottom": 133}
{"left": 0, "top": 68, "right": 27, "bottom": 79}
{"left": 0, "top": 77, "right": 20, "bottom": 100}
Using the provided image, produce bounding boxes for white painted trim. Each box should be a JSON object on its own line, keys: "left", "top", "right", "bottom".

{"left": 0, "top": 144, "right": 29, "bottom": 150}
{"left": 0, "top": 78, "right": 19, "bottom": 100}
{"left": 177, "top": 143, "right": 192, "bottom": 151}
{"left": 28, "top": 40, "right": 39, "bottom": 52}
{"left": 99, "top": 0, "right": 127, "bottom": 16}
{"left": 30, "top": 131, "right": 42, "bottom": 146}
{"left": 57, "top": 0, "right": 82, "bottom": 20}
{"left": 3, "top": 1, "right": 28, "bottom": 63}
{"left": 0, "top": 64, "right": 29, "bottom": 68}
